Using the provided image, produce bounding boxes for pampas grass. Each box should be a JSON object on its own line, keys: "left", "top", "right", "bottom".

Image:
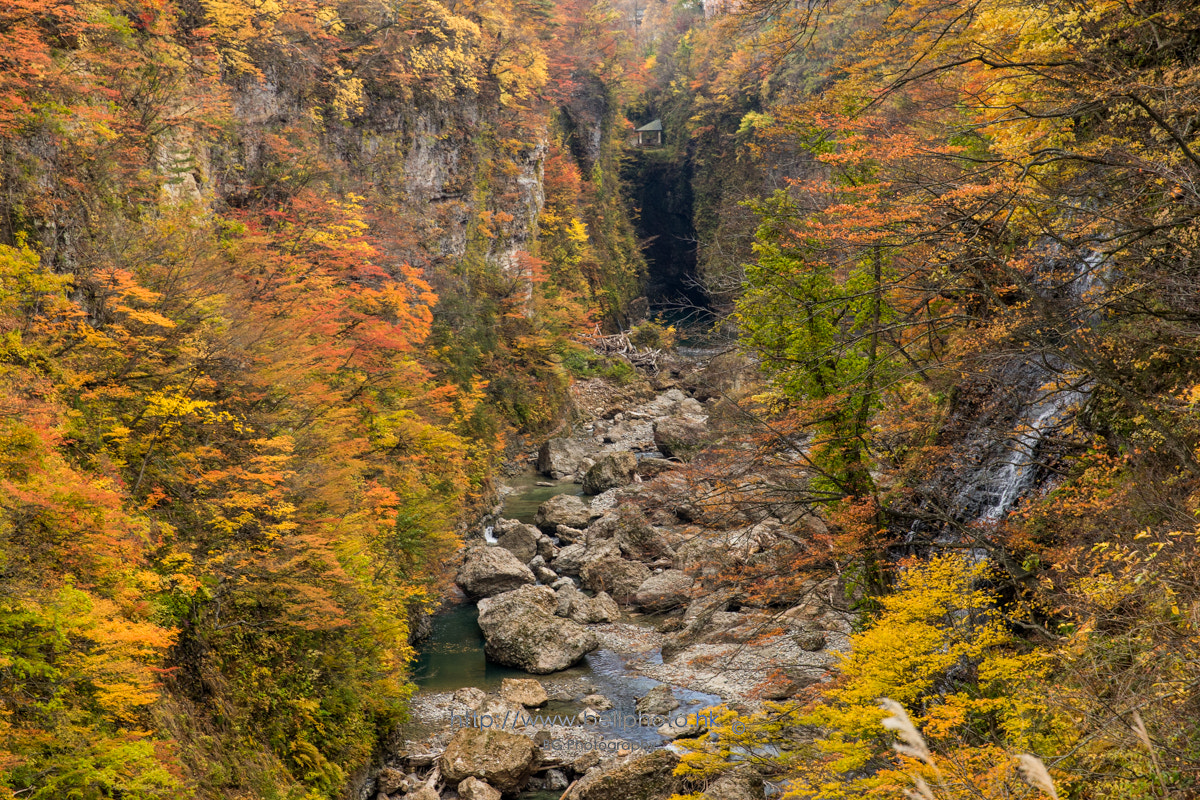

{"left": 880, "top": 697, "right": 1061, "bottom": 800}
{"left": 879, "top": 699, "right": 934, "bottom": 767}
{"left": 1016, "top": 754, "right": 1058, "bottom": 800}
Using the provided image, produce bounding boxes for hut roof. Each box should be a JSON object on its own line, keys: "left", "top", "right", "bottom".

{"left": 635, "top": 119, "right": 663, "bottom": 132}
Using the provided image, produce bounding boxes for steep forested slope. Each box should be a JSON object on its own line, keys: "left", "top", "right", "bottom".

{"left": 627, "top": 0, "right": 1200, "bottom": 797}
{"left": 0, "top": 0, "right": 647, "bottom": 796}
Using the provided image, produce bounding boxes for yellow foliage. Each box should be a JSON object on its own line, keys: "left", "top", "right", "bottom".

{"left": 673, "top": 557, "right": 1057, "bottom": 799}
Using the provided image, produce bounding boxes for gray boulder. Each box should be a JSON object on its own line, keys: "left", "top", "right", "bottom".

{"left": 591, "top": 591, "right": 620, "bottom": 622}
{"left": 637, "top": 457, "right": 677, "bottom": 478}
{"left": 534, "top": 494, "right": 594, "bottom": 532}
{"left": 561, "top": 749, "right": 679, "bottom": 800}
{"left": 652, "top": 416, "right": 708, "bottom": 460}
{"left": 683, "top": 588, "right": 734, "bottom": 625}
{"left": 657, "top": 713, "right": 707, "bottom": 740}
{"left": 663, "top": 588, "right": 735, "bottom": 660}
{"left": 704, "top": 773, "right": 766, "bottom": 800}
{"left": 580, "top": 557, "right": 651, "bottom": 604}
{"left": 439, "top": 727, "right": 538, "bottom": 792}
{"left": 477, "top": 585, "right": 598, "bottom": 673}
{"left": 537, "top": 437, "right": 594, "bottom": 479}
{"left": 636, "top": 685, "right": 679, "bottom": 716}
{"left": 401, "top": 786, "right": 438, "bottom": 800}
{"left": 376, "top": 767, "right": 407, "bottom": 795}
{"left": 456, "top": 546, "right": 535, "bottom": 599}
{"left": 536, "top": 535, "right": 560, "bottom": 561}
{"left": 457, "top": 776, "right": 502, "bottom": 800}
{"left": 453, "top": 687, "right": 486, "bottom": 709}
{"left": 581, "top": 452, "right": 638, "bottom": 495}
{"left": 550, "top": 543, "right": 588, "bottom": 575}
{"left": 586, "top": 512, "right": 673, "bottom": 560}
{"left": 581, "top": 693, "right": 613, "bottom": 710}
{"left": 501, "top": 677, "right": 548, "bottom": 707}
{"left": 554, "top": 525, "right": 586, "bottom": 545}
{"left": 555, "top": 583, "right": 618, "bottom": 624}
{"left": 793, "top": 628, "right": 827, "bottom": 651}
{"left": 497, "top": 523, "right": 540, "bottom": 563}
{"left": 617, "top": 522, "right": 674, "bottom": 562}
{"left": 634, "top": 569, "right": 694, "bottom": 612}
{"left": 543, "top": 769, "right": 570, "bottom": 791}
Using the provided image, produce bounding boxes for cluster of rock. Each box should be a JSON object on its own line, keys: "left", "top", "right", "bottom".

{"left": 371, "top": 679, "right": 618, "bottom": 800}
{"left": 372, "top": 675, "right": 767, "bottom": 800}
{"left": 536, "top": 388, "right": 711, "bottom": 485}
{"left": 385, "top": 376, "right": 854, "bottom": 800}
{"left": 455, "top": 493, "right": 702, "bottom": 674}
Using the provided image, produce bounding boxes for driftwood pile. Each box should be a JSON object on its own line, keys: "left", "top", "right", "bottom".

{"left": 582, "top": 329, "right": 665, "bottom": 370}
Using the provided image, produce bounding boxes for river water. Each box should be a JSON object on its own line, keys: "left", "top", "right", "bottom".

{"left": 409, "top": 472, "right": 723, "bottom": 783}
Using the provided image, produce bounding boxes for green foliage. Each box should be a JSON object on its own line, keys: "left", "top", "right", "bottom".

{"left": 561, "top": 347, "right": 637, "bottom": 384}
{"left": 629, "top": 318, "right": 677, "bottom": 350}
{"left": 737, "top": 190, "right": 899, "bottom": 496}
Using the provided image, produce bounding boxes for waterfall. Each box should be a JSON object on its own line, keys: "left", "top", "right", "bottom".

{"left": 962, "top": 381, "right": 1086, "bottom": 525}
{"left": 931, "top": 251, "right": 1100, "bottom": 540}
{"left": 962, "top": 251, "right": 1101, "bottom": 523}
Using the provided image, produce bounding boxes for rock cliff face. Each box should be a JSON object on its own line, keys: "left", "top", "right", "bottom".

{"left": 218, "top": 81, "right": 548, "bottom": 300}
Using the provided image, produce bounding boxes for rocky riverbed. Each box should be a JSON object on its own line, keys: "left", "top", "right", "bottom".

{"left": 364, "top": 357, "right": 852, "bottom": 800}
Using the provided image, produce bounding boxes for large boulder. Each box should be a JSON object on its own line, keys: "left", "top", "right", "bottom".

{"left": 580, "top": 557, "right": 651, "bottom": 604}
{"left": 496, "top": 523, "right": 540, "bottom": 563}
{"left": 704, "top": 772, "right": 766, "bottom": 800}
{"left": 376, "top": 767, "right": 407, "bottom": 795}
{"left": 500, "top": 678, "right": 548, "bottom": 707}
{"left": 671, "top": 533, "right": 731, "bottom": 577}
{"left": 477, "top": 585, "right": 598, "bottom": 673}
{"left": 456, "top": 546, "right": 535, "bottom": 599}
{"left": 683, "top": 587, "right": 734, "bottom": 626}
{"left": 581, "top": 452, "right": 638, "bottom": 495}
{"left": 554, "top": 525, "right": 586, "bottom": 545}
{"left": 555, "top": 582, "right": 618, "bottom": 624}
{"left": 402, "top": 786, "right": 439, "bottom": 800}
{"left": 580, "top": 537, "right": 623, "bottom": 564}
{"left": 587, "top": 511, "right": 673, "bottom": 561}
{"left": 618, "top": 523, "right": 674, "bottom": 562}
{"left": 590, "top": 591, "right": 620, "bottom": 622}
{"left": 561, "top": 749, "right": 680, "bottom": 800}
{"left": 534, "top": 494, "right": 594, "bottom": 532}
{"left": 537, "top": 437, "right": 594, "bottom": 479}
{"left": 657, "top": 713, "right": 707, "bottom": 740}
{"left": 635, "top": 685, "right": 679, "bottom": 716}
{"left": 439, "top": 727, "right": 538, "bottom": 792}
{"left": 663, "top": 588, "right": 735, "bottom": 661}
{"left": 637, "top": 457, "right": 677, "bottom": 478}
{"left": 652, "top": 416, "right": 708, "bottom": 460}
{"left": 634, "top": 570, "right": 694, "bottom": 612}
{"left": 793, "top": 628, "right": 827, "bottom": 651}
{"left": 453, "top": 687, "right": 487, "bottom": 709}
{"left": 536, "top": 535, "right": 560, "bottom": 561}
{"left": 456, "top": 776, "right": 502, "bottom": 800}
{"left": 476, "top": 696, "right": 528, "bottom": 729}
{"left": 550, "top": 543, "right": 588, "bottom": 576}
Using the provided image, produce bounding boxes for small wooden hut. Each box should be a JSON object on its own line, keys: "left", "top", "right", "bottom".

{"left": 635, "top": 119, "right": 663, "bottom": 146}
